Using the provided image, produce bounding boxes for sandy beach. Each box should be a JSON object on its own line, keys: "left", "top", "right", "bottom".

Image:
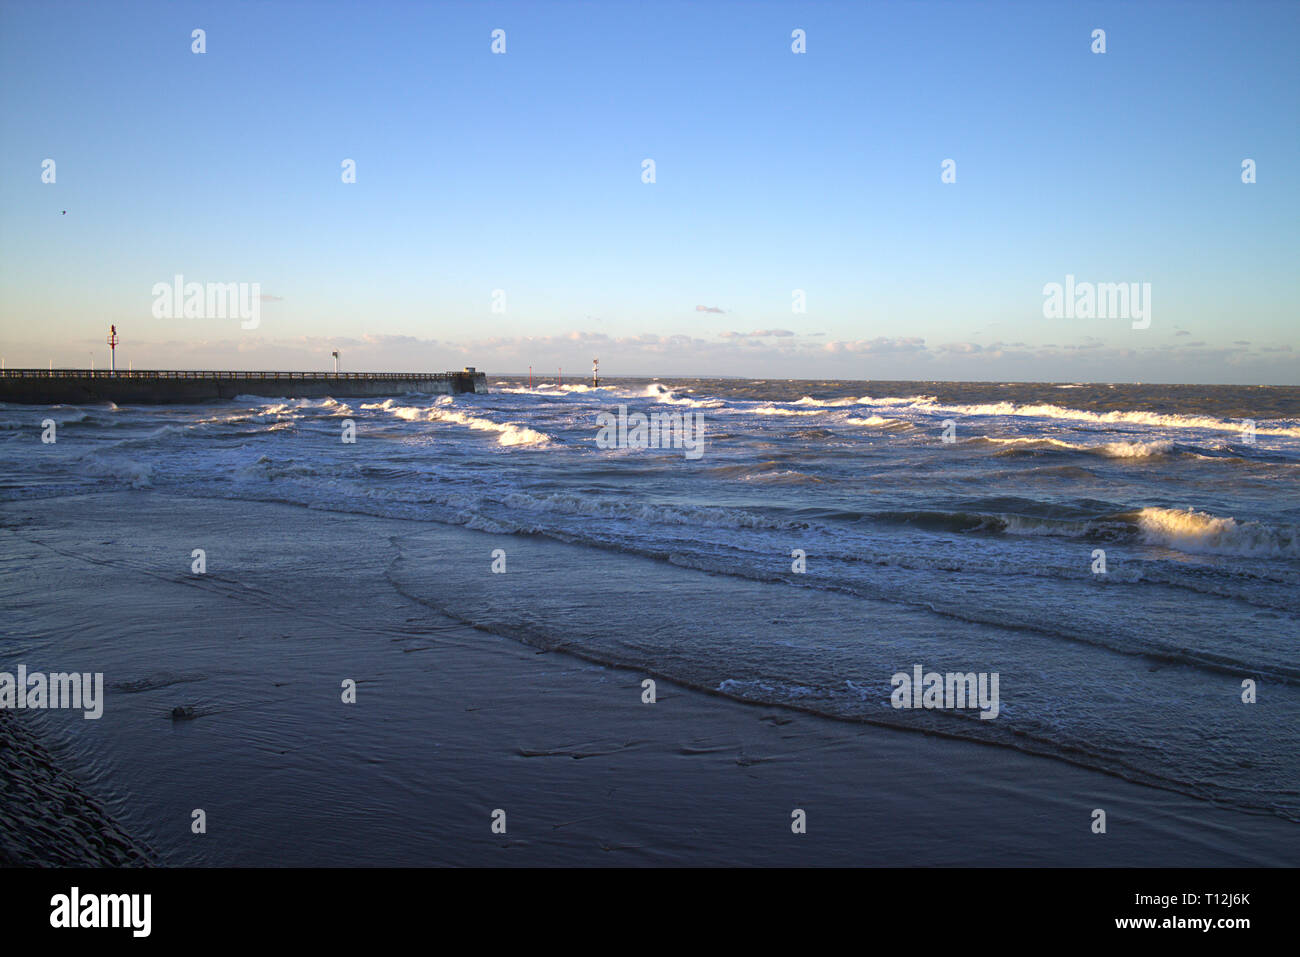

{"left": 1, "top": 490, "right": 1295, "bottom": 866}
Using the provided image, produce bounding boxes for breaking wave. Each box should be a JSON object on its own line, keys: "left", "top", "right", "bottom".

{"left": 362, "top": 399, "right": 552, "bottom": 447}
{"left": 873, "top": 506, "right": 1299, "bottom": 558}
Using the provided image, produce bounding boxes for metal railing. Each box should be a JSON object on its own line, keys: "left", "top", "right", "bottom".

{"left": 0, "top": 369, "right": 469, "bottom": 380}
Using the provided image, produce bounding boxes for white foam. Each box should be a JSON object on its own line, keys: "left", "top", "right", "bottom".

{"left": 985, "top": 436, "right": 1176, "bottom": 458}
{"left": 498, "top": 382, "right": 613, "bottom": 396}
{"left": 644, "top": 383, "right": 726, "bottom": 408}
{"left": 84, "top": 455, "right": 152, "bottom": 488}
{"left": 1097, "top": 439, "right": 1177, "bottom": 458}
{"left": 1135, "top": 507, "right": 1300, "bottom": 558}
{"left": 845, "top": 415, "right": 900, "bottom": 427}
{"left": 363, "top": 398, "right": 552, "bottom": 447}
{"left": 855, "top": 395, "right": 1300, "bottom": 438}
{"left": 793, "top": 395, "right": 858, "bottom": 407}
{"left": 752, "top": 405, "right": 822, "bottom": 416}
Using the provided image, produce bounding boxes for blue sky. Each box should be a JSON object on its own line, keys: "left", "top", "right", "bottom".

{"left": 1, "top": 0, "right": 1296, "bottom": 382}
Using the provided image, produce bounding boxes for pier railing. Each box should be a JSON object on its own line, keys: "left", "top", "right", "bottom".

{"left": 0, "top": 370, "right": 463, "bottom": 380}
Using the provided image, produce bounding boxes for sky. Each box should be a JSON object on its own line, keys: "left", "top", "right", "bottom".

{"left": 0, "top": 0, "right": 1296, "bottom": 383}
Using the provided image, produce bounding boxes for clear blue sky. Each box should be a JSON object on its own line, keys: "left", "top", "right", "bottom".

{"left": 1, "top": 0, "right": 1296, "bottom": 382}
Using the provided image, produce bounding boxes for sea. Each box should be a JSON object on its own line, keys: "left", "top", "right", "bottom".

{"left": 2, "top": 377, "right": 1298, "bottom": 838}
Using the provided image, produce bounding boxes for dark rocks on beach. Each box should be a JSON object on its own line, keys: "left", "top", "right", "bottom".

{"left": 0, "top": 710, "right": 156, "bottom": 867}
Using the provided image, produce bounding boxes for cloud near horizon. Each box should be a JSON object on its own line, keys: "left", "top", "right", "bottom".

{"left": 719, "top": 329, "right": 796, "bottom": 339}
{"left": 6, "top": 328, "right": 1295, "bottom": 384}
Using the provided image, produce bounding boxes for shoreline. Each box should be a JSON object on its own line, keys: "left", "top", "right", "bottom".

{"left": 1, "top": 491, "right": 1296, "bottom": 866}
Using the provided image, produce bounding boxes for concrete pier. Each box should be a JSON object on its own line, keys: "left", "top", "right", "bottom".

{"left": 0, "top": 369, "right": 488, "bottom": 405}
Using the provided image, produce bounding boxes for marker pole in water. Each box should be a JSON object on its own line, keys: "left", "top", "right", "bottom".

{"left": 558, "top": 367, "right": 562, "bottom": 388}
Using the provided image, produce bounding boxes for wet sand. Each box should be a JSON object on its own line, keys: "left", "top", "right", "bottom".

{"left": 0, "top": 492, "right": 1295, "bottom": 866}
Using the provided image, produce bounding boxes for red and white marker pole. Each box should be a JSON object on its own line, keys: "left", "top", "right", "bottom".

{"left": 107, "top": 324, "right": 119, "bottom": 374}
